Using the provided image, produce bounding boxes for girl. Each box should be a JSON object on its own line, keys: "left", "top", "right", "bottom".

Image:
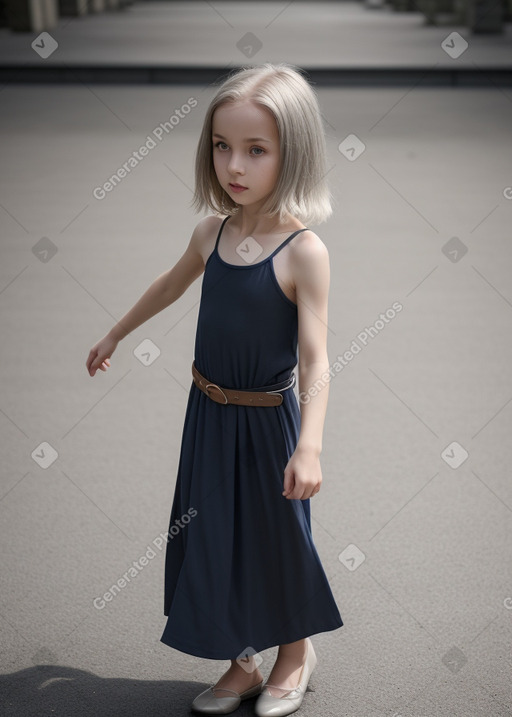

{"left": 86, "top": 62, "right": 343, "bottom": 717}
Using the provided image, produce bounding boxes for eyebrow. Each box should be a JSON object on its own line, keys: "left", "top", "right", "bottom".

{"left": 212, "top": 133, "right": 272, "bottom": 143}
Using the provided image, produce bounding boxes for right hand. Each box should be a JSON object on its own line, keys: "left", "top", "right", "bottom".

{"left": 86, "top": 333, "right": 118, "bottom": 377}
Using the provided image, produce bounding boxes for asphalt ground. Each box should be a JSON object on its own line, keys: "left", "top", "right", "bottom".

{"left": 1, "top": 4, "right": 512, "bottom": 716}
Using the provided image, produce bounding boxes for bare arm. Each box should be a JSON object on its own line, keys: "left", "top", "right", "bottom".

{"left": 294, "top": 233, "right": 331, "bottom": 455}
{"left": 281, "top": 232, "right": 331, "bottom": 500}
{"left": 108, "top": 223, "right": 207, "bottom": 342}
{"left": 86, "top": 215, "right": 217, "bottom": 376}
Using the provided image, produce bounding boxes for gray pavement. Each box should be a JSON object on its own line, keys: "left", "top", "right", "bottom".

{"left": 1, "top": 11, "right": 512, "bottom": 717}
{"left": 0, "top": 1, "right": 511, "bottom": 85}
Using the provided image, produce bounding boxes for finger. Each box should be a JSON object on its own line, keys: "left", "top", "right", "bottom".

{"left": 282, "top": 471, "right": 293, "bottom": 497}
{"left": 89, "top": 352, "right": 99, "bottom": 370}
{"left": 86, "top": 350, "right": 95, "bottom": 372}
{"left": 90, "top": 357, "right": 102, "bottom": 375}
{"left": 285, "top": 486, "right": 300, "bottom": 500}
{"left": 93, "top": 355, "right": 107, "bottom": 371}
{"left": 299, "top": 487, "right": 309, "bottom": 500}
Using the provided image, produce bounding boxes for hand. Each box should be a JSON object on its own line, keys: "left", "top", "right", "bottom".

{"left": 86, "top": 333, "right": 118, "bottom": 377}
{"left": 282, "top": 446, "right": 322, "bottom": 500}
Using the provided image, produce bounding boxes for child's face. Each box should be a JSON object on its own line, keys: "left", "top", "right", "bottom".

{"left": 212, "top": 100, "right": 280, "bottom": 211}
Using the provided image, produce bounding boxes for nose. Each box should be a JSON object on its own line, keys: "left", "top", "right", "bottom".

{"left": 227, "top": 151, "right": 245, "bottom": 176}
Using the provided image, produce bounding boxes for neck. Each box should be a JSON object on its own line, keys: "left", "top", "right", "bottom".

{"left": 229, "top": 205, "right": 291, "bottom": 238}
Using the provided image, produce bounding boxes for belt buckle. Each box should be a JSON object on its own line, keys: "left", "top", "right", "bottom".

{"left": 205, "top": 382, "right": 229, "bottom": 405}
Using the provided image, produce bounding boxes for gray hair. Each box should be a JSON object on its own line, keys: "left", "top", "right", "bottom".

{"left": 191, "top": 62, "right": 333, "bottom": 225}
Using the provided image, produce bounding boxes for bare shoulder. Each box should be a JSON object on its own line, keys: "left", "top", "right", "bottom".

{"left": 291, "top": 229, "right": 328, "bottom": 255}
{"left": 290, "top": 229, "right": 330, "bottom": 274}
{"left": 191, "top": 214, "right": 223, "bottom": 243}
{"left": 189, "top": 214, "right": 225, "bottom": 264}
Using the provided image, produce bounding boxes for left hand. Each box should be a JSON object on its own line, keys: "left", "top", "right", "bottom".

{"left": 282, "top": 446, "right": 322, "bottom": 500}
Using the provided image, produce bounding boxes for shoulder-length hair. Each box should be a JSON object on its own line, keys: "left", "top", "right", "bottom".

{"left": 191, "top": 62, "right": 333, "bottom": 226}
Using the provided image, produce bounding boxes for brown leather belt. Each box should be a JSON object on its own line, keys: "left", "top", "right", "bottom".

{"left": 191, "top": 361, "right": 295, "bottom": 407}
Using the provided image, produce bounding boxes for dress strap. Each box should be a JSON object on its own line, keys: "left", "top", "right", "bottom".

{"left": 214, "top": 215, "right": 231, "bottom": 251}
{"left": 268, "top": 227, "right": 309, "bottom": 260}
{"left": 214, "top": 215, "right": 308, "bottom": 260}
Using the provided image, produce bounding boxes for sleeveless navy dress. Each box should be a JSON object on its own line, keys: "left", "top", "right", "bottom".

{"left": 160, "top": 215, "right": 343, "bottom": 659}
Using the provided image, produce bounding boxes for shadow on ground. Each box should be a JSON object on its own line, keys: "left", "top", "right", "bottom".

{"left": 0, "top": 664, "right": 267, "bottom": 716}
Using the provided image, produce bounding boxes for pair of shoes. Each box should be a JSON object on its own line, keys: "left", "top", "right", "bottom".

{"left": 254, "top": 637, "right": 317, "bottom": 717}
{"left": 191, "top": 679, "right": 263, "bottom": 714}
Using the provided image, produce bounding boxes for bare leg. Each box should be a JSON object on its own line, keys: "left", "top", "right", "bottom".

{"left": 212, "top": 654, "right": 264, "bottom": 697}
{"left": 264, "top": 638, "right": 308, "bottom": 697}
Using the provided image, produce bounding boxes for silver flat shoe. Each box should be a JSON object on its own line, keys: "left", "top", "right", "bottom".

{"left": 191, "top": 679, "right": 263, "bottom": 714}
{"left": 254, "top": 637, "right": 317, "bottom": 717}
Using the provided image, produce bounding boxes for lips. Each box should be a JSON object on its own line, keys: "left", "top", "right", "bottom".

{"left": 229, "top": 183, "right": 247, "bottom": 189}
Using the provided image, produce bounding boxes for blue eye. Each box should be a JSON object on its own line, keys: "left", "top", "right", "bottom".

{"left": 213, "top": 141, "right": 265, "bottom": 155}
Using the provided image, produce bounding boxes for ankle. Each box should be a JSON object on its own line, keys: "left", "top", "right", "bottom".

{"left": 227, "top": 660, "right": 262, "bottom": 681}
{"left": 231, "top": 658, "right": 260, "bottom": 672}
{"left": 277, "top": 638, "right": 307, "bottom": 660}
